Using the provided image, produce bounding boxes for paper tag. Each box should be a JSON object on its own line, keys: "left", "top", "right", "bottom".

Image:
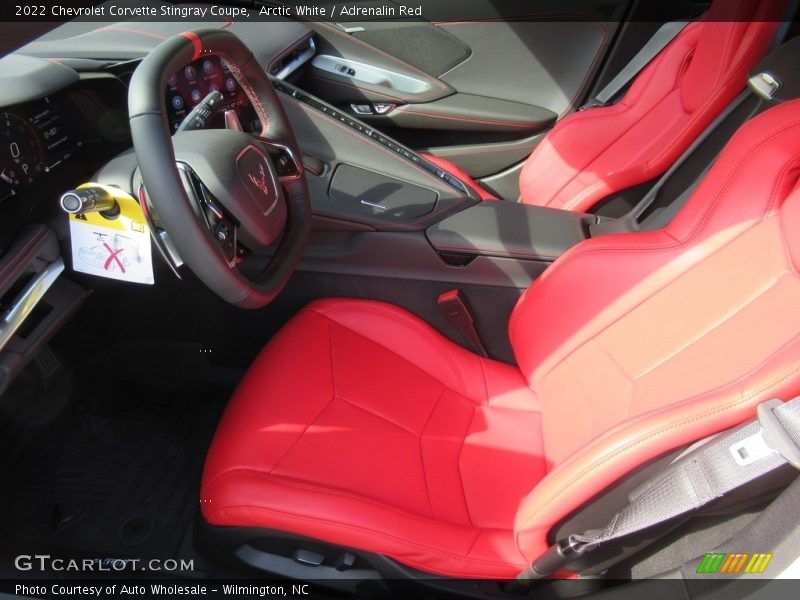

{"left": 68, "top": 184, "right": 154, "bottom": 285}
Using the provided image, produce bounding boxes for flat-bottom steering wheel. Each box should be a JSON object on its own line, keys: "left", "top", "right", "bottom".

{"left": 128, "top": 29, "right": 311, "bottom": 309}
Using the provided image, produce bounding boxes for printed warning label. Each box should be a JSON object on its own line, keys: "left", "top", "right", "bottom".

{"left": 68, "top": 184, "right": 154, "bottom": 285}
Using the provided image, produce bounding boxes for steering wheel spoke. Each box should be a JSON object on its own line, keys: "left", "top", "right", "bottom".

{"left": 176, "top": 162, "right": 245, "bottom": 268}
{"left": 256, "top": 137, "right": 303, "bottom": 182}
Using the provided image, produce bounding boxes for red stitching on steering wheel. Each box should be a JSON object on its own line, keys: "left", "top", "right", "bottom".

{"left": 215, "top": 50, "right": 270, "bottom": 136}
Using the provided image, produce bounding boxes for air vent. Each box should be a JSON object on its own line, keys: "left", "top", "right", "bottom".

{"left": 106, "top": 59, "right": 141, "bottom": 86}
{"left": 270, "top": 37, "right": 316, "bottom": 80}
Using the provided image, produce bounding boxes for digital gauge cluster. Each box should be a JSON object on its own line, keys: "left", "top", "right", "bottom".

{"left": 0, "top": 97, "right": 81, "bottom": 204}
{"left": 166, "top": 54, "right": 260, "bottom": 133}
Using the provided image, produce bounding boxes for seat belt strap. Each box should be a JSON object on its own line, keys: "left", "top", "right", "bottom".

{"left": 771, "top": 0, "right": 800, "bottom": 51}
{"left": 518, "top": 397, "right": 800, "bottom": 580}
{"left": 583, "top": 20, "right": 691, "bottom": 110}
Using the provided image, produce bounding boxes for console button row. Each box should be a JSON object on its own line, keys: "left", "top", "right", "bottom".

{"left": 273, "top": 81, "right": 468, "bottom": 195}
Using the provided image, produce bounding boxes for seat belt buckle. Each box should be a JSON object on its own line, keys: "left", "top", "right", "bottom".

{"left": 578, "top": 99, "right": 608, "bottom": 112}
{"left": 757, "top": 399, "right": 800, "bottom": 470}
{"left": 515, "top": 535, "right": 595, "bottom": 582}
{"left": 437, "top": 289, "right": 488, "bottom": 357}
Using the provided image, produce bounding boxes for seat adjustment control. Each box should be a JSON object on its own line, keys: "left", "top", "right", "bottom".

{"left": 292, "top": 549, "right": 325, "bottom": 567}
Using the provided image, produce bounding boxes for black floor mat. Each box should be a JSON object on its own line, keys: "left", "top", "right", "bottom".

{"left": 0, "top": 352, "right": 231, "bottom": 562}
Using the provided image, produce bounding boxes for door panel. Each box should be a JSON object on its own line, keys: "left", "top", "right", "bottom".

{"left": 436, "top": 20, "right": 613, "bottom": 118}
{"left": 381, "top": 93, "right": 557, "bottom": 133}
{"left": 298, "top": 0, "right": 631, "bottom": 180}
{"left": 349, "top": 22, "right": 472, "bottom": 77}
{"left": 303, "top": 21, "right": 455, "bottom": 104}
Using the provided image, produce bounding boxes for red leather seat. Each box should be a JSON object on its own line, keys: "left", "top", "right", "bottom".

{"left": 202, "top": 98, "right": 800, "bottom": 579}
{"left": 424, "top": 0, "right": 785, "bottom": 211}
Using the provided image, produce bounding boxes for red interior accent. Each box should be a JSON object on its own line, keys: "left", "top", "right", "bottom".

{"left": 180, "top": 31, "right": 203, "bottom": 61}
{"left": 437, "top": 289, "right": 460, "bottom": 302}
{"left": 420, "top": 153, "right": 496, "bottom": 201}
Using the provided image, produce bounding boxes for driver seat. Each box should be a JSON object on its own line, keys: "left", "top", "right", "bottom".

{"left": 201, "top": 98, "right": 800, "bottom": 578}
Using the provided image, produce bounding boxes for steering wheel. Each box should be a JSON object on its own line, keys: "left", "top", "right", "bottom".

{"left": 127, "top": 29, "right": 311, "bottom": 309}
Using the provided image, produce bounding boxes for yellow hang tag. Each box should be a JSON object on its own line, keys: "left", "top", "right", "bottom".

{"left": 68, "top": 184, "right": 155, "bottom": 285}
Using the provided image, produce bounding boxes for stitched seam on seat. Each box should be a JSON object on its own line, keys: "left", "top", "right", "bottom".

{"left": 559, "top": 355, "right": 596, "bottom": 456}
{"left": 337, "top": 394, "right": 419, "bottom": 436}
{"left": 520, "top": 331, "right": 800, "bottom": 533}
{"left": 632, "top": 270, "right": 790, "bottom": 381}
{"left": 779, "top": 211, "right": 800, "bottom": 278}
{"left": 253, "top": 472, "right": 431, "bottom": 519}
{"left": 590, "top": 337, "right": 636, "bottom": 385}
{"left": 212, "top": 469, "right": 515, "bottom": 551}
{"left": 457, "top": 404, "right": 478, "bottom": 528}
{"left": 536, "top": 122, "right": 800, "bottom": 277}
{"left": 268, "top": 322, "right": 336, "bottom": 474}
{"left": 464, "top": 531, "right": 483, "bottom": 560}
{"left": 477, "top": 357, "right": 491, "bottom": 404}
{"left": 309, "top": 303, "right": 472, "bottom": 398}
{"left": 536, "top": 157, "right": 800, "bottom": 381}
{"left": 419, "top": 388, "right": 446, "bottom": 519}
{"left": 207, "top": 502, "right": 524, "bottom": 572}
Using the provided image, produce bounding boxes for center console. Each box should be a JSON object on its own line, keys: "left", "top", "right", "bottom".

{"left": 274, "top": 79, "right": 478, "bottom": 230}
{"left": 273, "top": 81, "right": 594, "bottom": 292}
{"left": 426, "top": 202, "right": 593, "bottom": 263}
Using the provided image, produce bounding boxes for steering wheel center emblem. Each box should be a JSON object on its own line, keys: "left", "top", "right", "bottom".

{"left": 237, "top": 146, "right": 279, "bottom": 215}
{"left": 249, "top": 164, "right": 271, "bottom": 200}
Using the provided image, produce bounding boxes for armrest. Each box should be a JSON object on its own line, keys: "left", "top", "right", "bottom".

{"left": 426, "top": 202, "right": 592, "bottom": 262}
{"left": 385, "top": 93, "right": 557, "bottom": 134}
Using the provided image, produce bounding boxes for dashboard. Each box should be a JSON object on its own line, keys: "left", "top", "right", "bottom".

{"left": 0, "top": 95, "right": 81, "bottom": 205}
{"left": 165, "top": 54, "right": 261, "bottom": 134}
{"left": 0, "top": 77, "right": 131, "bottom": 254}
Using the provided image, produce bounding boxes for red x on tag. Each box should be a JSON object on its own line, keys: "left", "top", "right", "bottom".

{"left": 102, "top": 242, "right": 126, "bottom": 273}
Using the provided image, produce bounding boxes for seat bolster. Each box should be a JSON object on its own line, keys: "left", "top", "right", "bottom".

{"left": 305, "top": 298, "right": 495, "bottom": 402}
{"left": 513, "top": 330, "right": 800, "bottom": 565}
{"left": 203, "top": 469, "right": 528, "bottom": 578}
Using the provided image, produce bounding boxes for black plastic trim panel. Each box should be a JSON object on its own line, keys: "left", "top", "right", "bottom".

{"left": 272, "top": 79, "right": 471, "bottom": 196}
{"left": 427, "top": 202, "right": 594, "bottom": 262}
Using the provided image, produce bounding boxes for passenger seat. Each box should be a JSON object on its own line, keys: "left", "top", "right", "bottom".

{"left": 424, "top": 0, "right": 787, "bottom": 212}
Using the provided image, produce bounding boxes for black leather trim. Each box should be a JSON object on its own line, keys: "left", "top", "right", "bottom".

{"left": 386, "top": 93, "right": 556, "bottom": 133}
{"left": 426, "top": 202, "right": 591, "bottom": 262}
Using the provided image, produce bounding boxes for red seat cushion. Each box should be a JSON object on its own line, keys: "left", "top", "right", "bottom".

{"left": 202, "top": 299, "right": 545, "bottom": 578}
